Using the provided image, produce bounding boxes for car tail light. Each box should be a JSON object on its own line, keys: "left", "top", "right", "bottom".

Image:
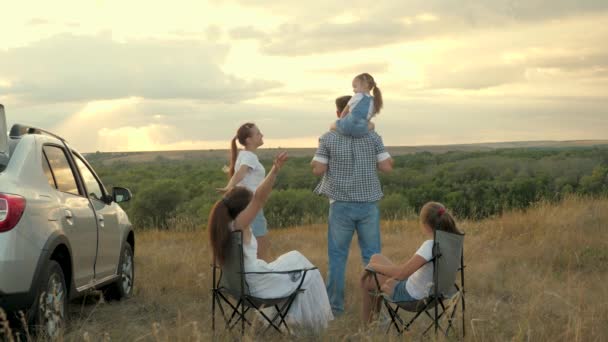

{"left": 0, "top": 193, "right": 26, "bottom": 233}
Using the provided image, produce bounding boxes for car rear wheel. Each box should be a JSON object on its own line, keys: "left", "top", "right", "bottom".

{"left": 32, "top": 260, "right": 67, "bottom": 339}
{"left": 103, "top": 242, "right": 134, "bottom": 301}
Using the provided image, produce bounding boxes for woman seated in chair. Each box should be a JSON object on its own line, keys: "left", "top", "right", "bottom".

{"left": 360, "top": 202, "right": 462, "bottom": 323}
{"left": 208, "top": 152, "right": 334, "bottom": 332}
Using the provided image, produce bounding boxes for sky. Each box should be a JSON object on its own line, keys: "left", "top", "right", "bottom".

{"left": 1, "top": 0, "right": 607, "bottom": 152}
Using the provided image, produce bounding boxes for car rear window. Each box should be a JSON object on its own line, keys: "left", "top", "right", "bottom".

{"left": 43, "top": 145, "right": 80, "bottom": 195}
{"left": 0, "top": 138, "right": 23, "bottom": 173}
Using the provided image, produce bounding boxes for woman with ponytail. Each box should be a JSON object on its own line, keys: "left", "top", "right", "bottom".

{"left": 208, "top": 152, "right": 334, "bottom": 332}
{"left": 218, "top": 122, "right": 272, "bottom": 261}
{"left": 330, "top": 72, "right": 384, "bottom": 137}
{"left": 359, "top": 202, "right": 462, "bottom": 323}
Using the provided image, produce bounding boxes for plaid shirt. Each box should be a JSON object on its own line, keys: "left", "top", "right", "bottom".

{"left": 313, "top": 131, "right": 390, "bottom": 202}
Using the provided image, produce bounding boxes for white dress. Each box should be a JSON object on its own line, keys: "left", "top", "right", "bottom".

{"left": 242, "top": 229, "right": 334, "bottom": 332}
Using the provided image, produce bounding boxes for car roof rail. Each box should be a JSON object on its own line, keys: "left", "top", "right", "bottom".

{"left": 9, "top": 124, "right": 68, "bottom": 143}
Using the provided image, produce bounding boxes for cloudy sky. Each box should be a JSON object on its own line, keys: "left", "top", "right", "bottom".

{"left": 1, "top": 0, "right": 607, "bottom": 152}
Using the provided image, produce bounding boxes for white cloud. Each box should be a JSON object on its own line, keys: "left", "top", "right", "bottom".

{"left": 225, "top": 0, "right": 608, "bottom": 56}
{"left": 0, "top": 33, "right": 282, "bottom": 103}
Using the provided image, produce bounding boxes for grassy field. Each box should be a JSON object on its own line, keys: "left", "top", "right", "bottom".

{"left": 3, "top": 196, "right": 607, "bottom": 341}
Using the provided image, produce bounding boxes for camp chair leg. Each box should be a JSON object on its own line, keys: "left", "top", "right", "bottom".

{"left": 212, "top": 291, "right": 216, "bottom": 332}
{"left": 445, "top": 296, "right": 461, "bottom": 337}
{"left": 277, "top": 292, "right": 299, "bottom": 331}
{"left": 226, "top": 299, "right": 243, "bottom": 328}
{"left": 228, "top": 312, "right": 252, "bottom": 331}
{"left": 226, "top": 302, "right": 253, "bottom": 332}
{"left": 421, "top": 306, "right": 449, "bottom": 336}
{"left": 403, "top": 304, "right": 428, "bottom": 331}
{"left": 217, "top": 292, "right": 237, "bottom": 322}
{"left": 437, "top": 297, "right": 462, "bottom": 338}
{"left": 226, "top": 308, "right": 251, "bottom": 330}
{"left": 273, "top": 303, "right": 291, "bottom": 334}
{"left": 246, "top": 300, "right": 283, "bottom": 334}
{"left": 460, "top": 287, "right": 466, "bottom": 337}
{"left": 241, "top": 301, "right": 245, "bottom": 336}
{"left": 214, "top": 293, "right": 231, "bottom": 327}
{"left": 383, "top": 302, "right": 404, "bottom": 335}
{"left": 260, "top": 305, "right": 286, "bottom": 335}
{"left": 260, "top": 314, "right": 284, "bottom": 334}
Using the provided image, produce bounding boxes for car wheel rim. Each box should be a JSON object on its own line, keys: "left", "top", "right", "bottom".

{"left": 121, "top": 248, "right": 133, "bottom": 294}
{"left": 41, "top": 273, "right": 65, "bottom": 338}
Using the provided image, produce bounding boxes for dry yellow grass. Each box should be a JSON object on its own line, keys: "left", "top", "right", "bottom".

{"left": 5, "top": 196, "right": 607, "bottom": 341}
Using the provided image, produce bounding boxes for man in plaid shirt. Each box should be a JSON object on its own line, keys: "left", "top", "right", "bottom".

{"left": 311, "top": 95, "right": 393, "bottom": 315}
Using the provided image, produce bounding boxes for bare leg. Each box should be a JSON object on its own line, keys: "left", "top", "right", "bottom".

{"left": 360, "top": 254, "right": 395, "bottom": 323}
{"left": 256, "top": 235, "right": 272, "bottom": 262}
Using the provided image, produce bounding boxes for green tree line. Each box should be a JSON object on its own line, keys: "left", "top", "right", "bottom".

{"left": 88, "top": 146, "right": 608, "bottom": 229}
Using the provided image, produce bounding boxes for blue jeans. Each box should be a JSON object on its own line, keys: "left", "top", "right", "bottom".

{"left": 391, "top": 279, "right": 416, "bottom": 302}
{"left": 335, "top": 94, "right": 372, "bottom": 137}
{"left": 326, "top": 201, "right": 381, "bottom": 314}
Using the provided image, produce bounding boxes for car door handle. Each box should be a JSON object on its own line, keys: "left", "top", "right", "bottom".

{"left": 64, "top": 209, "right": 74, "bottom": 226}
{"left": 97, "top": 214, "right": 105, "bottom": 228}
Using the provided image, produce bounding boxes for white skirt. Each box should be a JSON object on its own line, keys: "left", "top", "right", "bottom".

{"left": 245, "top": 251, "right": 334, "bottom": 332}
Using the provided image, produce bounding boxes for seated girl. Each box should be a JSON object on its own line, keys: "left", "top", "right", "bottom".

{"left": 359, "top": 202, "right": 462, "bottom": 323}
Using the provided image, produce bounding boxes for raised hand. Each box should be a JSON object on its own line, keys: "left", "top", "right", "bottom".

{"left": 272, "top": 152, "right": 288, "bottom": 172}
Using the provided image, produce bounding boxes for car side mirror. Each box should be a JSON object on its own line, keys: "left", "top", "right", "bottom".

{"left": 112, "top": 187, "right": 132, "bottom": 203}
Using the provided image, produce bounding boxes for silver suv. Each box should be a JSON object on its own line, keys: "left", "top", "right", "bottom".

{"left": 0, "top": 104, "right": 135, "bottom": 338}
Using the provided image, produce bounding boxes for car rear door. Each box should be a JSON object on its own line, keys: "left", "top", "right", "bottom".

{"left": 43, "top": 144, "right": 98, "bottom": 289}
{"left": 72, "top": 152, "right": 121, "bottom": 280}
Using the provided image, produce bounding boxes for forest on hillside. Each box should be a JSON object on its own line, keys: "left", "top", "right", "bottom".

{"left": 87, "top": 146, "right": 608, "bottom": 229}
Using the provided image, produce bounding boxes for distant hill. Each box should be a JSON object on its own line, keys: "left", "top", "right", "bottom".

{"left": 85, "top": 140, "right": 608, "bottom": 165}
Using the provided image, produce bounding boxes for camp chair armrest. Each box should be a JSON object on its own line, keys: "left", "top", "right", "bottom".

{"left": 367, "top": 289, "right": 385, "bottom": 297}
{"left": 241, "top": 266, "right": 318, "bottom": 275}
{"left": 364, "top": 267, "right": 389, "bottom": 277}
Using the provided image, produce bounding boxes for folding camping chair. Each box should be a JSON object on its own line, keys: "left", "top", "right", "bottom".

{"left": 367, "top": 229, "right": 466, "bottom": 338}
{"left": 211, "top": 230, "right": 317, "bottom": 335}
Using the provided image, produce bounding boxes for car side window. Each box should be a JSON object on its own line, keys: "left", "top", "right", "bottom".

{"left": 43, "top": 146, "right": 80, "bottom": 195}
{"left": 42, "top": 151, "right": 57, "bottom": 189}
{"left": 74, "top": 155, "right": 104, "bottom": 202}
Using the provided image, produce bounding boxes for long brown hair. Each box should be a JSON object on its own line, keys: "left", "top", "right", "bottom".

{"left": 420, "top": 202, "right": 462, "bottom": 234}
{"left": 208, "top": 187, "right": 253, "bottom": 265}
{"left": 355, "top": 73, "right": 383, "bottom": 115}
{"left": 229, "top": 123, "right": 255, "bottom": 177}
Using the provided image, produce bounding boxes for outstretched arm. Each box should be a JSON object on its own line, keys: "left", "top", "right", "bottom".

{"left": 217, "top": 165, "right": 249, "bottom": 193}
{"left": 234, "top": 152, "right": 288, "bottom": 230}
{"left": 367, "top": 253, "right": 427, "bottom": 280}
